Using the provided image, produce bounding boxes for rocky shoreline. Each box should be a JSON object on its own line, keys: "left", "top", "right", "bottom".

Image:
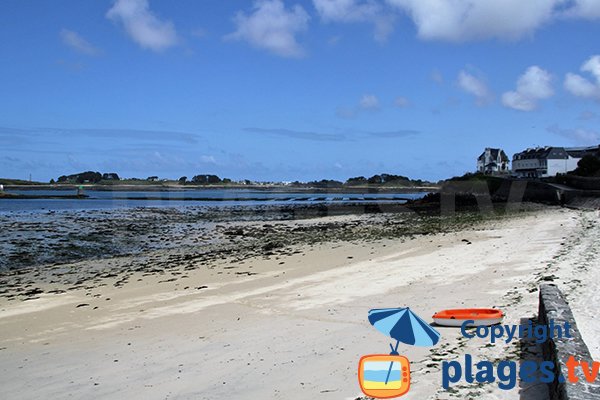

{"left": 0, "top": 201, "right": 546, "bottom": 301}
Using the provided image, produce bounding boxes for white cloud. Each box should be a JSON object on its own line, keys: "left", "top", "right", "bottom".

{"left": 581, "top": 55, "right": 600, "bottom": 82}
{"left": 306, "top": 0, "right": 600, "bottom": 44}
{"left": 502, "top": 66, "right": 553, "bottom": 111}
{"left": 501, "top": 92, "right": 536, "bottom": 112}
{"left": 200, "top": 155, "right": 217, "bottom": 164}
{"left": 565, "top": 73, "right": 600, "bottom": 98}
{"left": 60, "top": 29, "right": 100, "bottom": 56}
{"left": 106, "top": 0, "right": 178, "bottom": 52}
{"left": 313, "top": 0, "right": 376, "bottom": 21}
{"left": 388, "top": 0, "right": 558, "bottom": 41}
{"left": 336, "top": 93, "right": 381, "bottom": 118}
{"left": 312, "top": 0, "right": 395, "bottom": 42}
{"left": 457, "top": 70, "right": 492, "bottom": 105}
{"left": 514, "top": 66, "right": 554, "bottom": 98}
{"left": 564, "top": 55, "right": 600, "bottom": 100}
{"left": 548, "top": 125, "right": 600, "bottom": 145}
{"left": 360, "top": 94, "right": 380, "bottom": 109}
{"left": 226, "top": 0, "right": 310, "bottom": 58}
{"left": 385, "top": 0, "right": 561, "bottom": 42}
{"left": 563, "top": 0, "right": 600, "bottom": 19}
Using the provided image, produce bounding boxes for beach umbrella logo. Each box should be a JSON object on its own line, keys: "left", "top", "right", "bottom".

{"left": 358, "top": 307, "right": 441, "bottom": 398}
{"left": 368, "top": 307, "right": 441, "bottom": 347}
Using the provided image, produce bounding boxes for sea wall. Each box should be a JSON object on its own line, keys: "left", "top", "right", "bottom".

{"left": 492, "top": 178, "right": 600, "bottom": 207}
{"left": 555, "top": 175, "right": 600, "bottom": 191}
{"left": 491, "top": 179, "right": 561, "bottom": 204}
{"left": 538, "top": 284, "right": 600, "bottom": 399}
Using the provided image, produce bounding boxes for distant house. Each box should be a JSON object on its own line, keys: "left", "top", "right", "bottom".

{"left": 477, "top": 148, "right": 509, "bottom": 174}
{"left": 147, "top": 176, "right": 159, "bottom": 182}
{"left": 512, "top": 145, "right": 599, "bottom": 178}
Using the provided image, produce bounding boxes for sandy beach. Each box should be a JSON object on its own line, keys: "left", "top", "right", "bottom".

{"left": 1, "top": 205, "right": 598, "bottom": 399}
{"left": 4, "top": 2, "right": 600, "bottom": 399}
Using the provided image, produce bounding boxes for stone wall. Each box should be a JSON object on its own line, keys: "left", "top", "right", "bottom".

{"left": 556, "top": 175, "right": 600, "bottom": 191}
{"left": 492, "top": 179, "right": 562, "bottom": 204}
{"left": 538, "top": 284, "right": 600, "bottom": 399}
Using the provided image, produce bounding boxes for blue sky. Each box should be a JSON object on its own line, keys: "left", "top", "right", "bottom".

{"left": 1, "top": 0, "right": 600, "bottom": 182}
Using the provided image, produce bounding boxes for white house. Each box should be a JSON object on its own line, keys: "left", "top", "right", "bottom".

{"left": 512, "top": 146, "right": 598, "bottom": 178}
{"left": 477, "top": 148, "right": 509, "bottom": 174}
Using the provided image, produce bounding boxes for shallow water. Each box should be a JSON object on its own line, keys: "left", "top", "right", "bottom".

{"left": 0, "top": 189, "right": 427, "bottom": 213}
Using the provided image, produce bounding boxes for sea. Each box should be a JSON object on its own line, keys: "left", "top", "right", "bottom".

{"left": 0, "top": 189, "right": 428, "bottom": 213}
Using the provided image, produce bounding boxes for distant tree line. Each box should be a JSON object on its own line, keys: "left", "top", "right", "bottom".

{"left": 191, "top": 174, "right": 221, "bottom": 184}
{"left": 289, "top": 179, "right": 344, "bottom": 188}
{"left": 54, "top": 171, "right": 234, "bottom": 185}
{"left": 53, "top": 171, "right": 427, "bottom": 186}
{"left": 345, "top": 173, "right": 425, "bottom": 186}
{"left": 57, "top": 171, "right": 118, "bottom": 184}
{"left": 289, "top": 174, "right": 427, "bottom": 188}
{"left": 177, "top": 175, "right": 232, "bottom": 185}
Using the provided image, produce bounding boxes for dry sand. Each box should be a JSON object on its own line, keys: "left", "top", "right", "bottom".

{"left": 550, "top": 209, "right": 600, "bottom": 360}
{"left": 0, "top": 207, "right": 597, "bottom": 399}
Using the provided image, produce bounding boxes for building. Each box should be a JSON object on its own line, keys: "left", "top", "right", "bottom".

{"left": 477, "top": 148, "right": 509, "bottom": 174}
{"left": 512, "top": 145, "right": 599, "bottom": 178}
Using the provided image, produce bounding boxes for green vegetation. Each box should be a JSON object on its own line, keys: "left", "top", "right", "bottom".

{"left": 0, "top": 178, "right": 43, "bottom": 185}
{"left": 57, "top": 171, "right": 103, "bottom": 184}
{"left": 2, "top": 171, "right": 434, "bottom": 188}
{"left": 289, "top": 179, "right": 344, "bottom": 188}
{"left": 93, "top": 179, "right": 161, "bottom": 186}
{"left": 441, "top": 172, "right": 503, "bottom": 195}
{"left": 191, "top": 174, "right": 221, "bottom": 184}
{"left": 346, "top": 173, "right": 426, "bottom": 186}
{"left": 443, "top": 171, "right": 497, "bottom": 182}
{"left": 572, "top": 154, "right": 600, "bottom": 177}
{"left": 288, "top": 174, "right": 431, "bottom": 188}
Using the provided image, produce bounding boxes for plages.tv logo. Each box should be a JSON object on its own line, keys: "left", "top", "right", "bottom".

{"left": 358, "top": 307, "right": 441, "bottom": 398}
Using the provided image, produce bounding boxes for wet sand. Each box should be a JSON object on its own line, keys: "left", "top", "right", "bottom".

{"left": 0, "top": 205, "right": 598, "bottom": 399}
{"left": 0, "top": 202, "right": 486, "bottom": 296}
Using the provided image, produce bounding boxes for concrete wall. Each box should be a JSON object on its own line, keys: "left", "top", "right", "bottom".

{"left": 557, "top": 175, "right": 600, "bottom": 191}
{"left": 548, "top": 157, "right": 581, "bottom": 176}
{"left": 492, "top": 179, "right": 562, "bottom": 204}
{"left": 566, "top": 157, "right": 580, "bottom": 174}
{"left": 538, "top": 284, "right": 600, "bottom": 399}
{"left": 548, "top": 159, "right": 567, "bottom": 177}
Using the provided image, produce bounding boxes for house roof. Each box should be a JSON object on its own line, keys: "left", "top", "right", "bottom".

{"left": 514, "top": 145, "right": 599, "bottom": 161}
{"left": 514, "top": 147, "right": 568, "bottom": 160}
{"left": 565, "top": 145, "right": 599, "bottom": 158}
{"left": 478, "top": 148, "right": 509, "bottom": 162}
